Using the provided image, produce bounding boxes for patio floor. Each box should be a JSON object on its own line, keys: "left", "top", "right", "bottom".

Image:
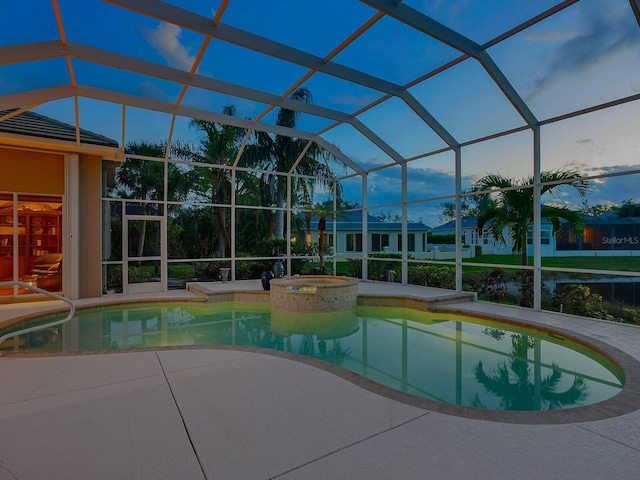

{"left": 1, "top": 281, "right": 640, "bottom": 479}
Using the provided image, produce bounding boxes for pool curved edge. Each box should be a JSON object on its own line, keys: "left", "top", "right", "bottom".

{"left": 2, "top": 291, "right": 640, "bottom": 425}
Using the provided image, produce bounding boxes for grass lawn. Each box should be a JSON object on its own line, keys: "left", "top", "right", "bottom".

{"left": 463, "top": 254, "right": 640, "bottom": 272}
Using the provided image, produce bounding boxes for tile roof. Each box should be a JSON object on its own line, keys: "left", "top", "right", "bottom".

{"left": 309, "top": 211, "right": 431, "bottom": 231}
{"left": 0, "top": 109, "right": 119, "bottom": 148}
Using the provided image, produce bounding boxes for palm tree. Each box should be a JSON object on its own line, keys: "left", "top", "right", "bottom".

{"left": 117, "top": 141, "right": 189, "bottom": 261}
{"left": 473, "top": 170, "right": 589, "bottom": 265}
{"left": 173, "top": 106, "right": 247, "bottom": 257}
{"left": 244, "top": 88, "right": 341, "bottom": 239}
{"left": 303, "top": 201, "right": 349, "bottom": 274}
{"left": 472, "top": 170, "right": 589, "bottom": 306}
{"left": 472, "top": 335, "right": 588, "bottom": 411}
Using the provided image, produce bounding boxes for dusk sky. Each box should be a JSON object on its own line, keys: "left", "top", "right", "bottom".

{"left": 1, "top": 0, "right": 639, "bottom": 227}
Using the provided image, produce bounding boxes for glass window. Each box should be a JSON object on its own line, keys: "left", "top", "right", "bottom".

{"left": 397, "top": 234, "right": 416, "bottom": 252}
{"left": 0, "top": 195, "right": 63, "bottom": 295}
{"left": 346, "top": 233, "right": 362, "bottom": 252}
{"left": 372, "top": 233, "right": 389, "bottom": 252}
{"left": 527, "top": 227, "right": 551, "bottom": 245}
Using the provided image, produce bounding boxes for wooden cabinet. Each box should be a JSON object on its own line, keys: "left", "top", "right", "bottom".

{"left": 0, "top": 210, "right": 61, "bottom": 276}
{"left": 27, "top": 213, "right": 62, "bottom": 269}
{"left": 0, "top": 212, "right": 25, "bottom": 278}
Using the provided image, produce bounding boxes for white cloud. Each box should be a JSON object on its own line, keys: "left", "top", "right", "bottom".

{"left": 142, "top": 22, "right": 195, "bottom": 71}
{"left": 138, "top": 81, "right": 173, "bottom": 103}
{"left": 526, "top": 2, "right": 640, "bottom": 100}
{"left": 524, "top": 30, "right": 579, "bottom": 43}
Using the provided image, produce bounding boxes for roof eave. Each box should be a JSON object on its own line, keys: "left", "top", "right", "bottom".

{"left": 0, "top": 132, "right": 124, "bottom": 160}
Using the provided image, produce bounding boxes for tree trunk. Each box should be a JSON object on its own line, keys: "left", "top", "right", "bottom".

{"left": 520, "top": 230, "right": 533, "bottom": 307}
{"left": 318, "top": 217, "right": 326, "bottom": 274}
{"left": 214, "top": 173, "right": 230, "bottom": 257}
{"left": 214, "top": 208, "right": 228, "bottom": 257}
{"left": 136, "top": 219, "right": 147, "bottom": 267}
{"left": 274, "top": 189, "right": 285, "bottom": 239}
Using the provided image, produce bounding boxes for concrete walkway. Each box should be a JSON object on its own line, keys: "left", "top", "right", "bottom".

{"left": 1, "top": 282, "right": 640, "bottom": 479}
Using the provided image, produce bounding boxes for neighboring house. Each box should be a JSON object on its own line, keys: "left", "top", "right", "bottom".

{"left": 430, "top": 217, "right": 556, "bottom": 256}
{"left": 556, "top": 213, "right": 640, "bottom": 255}
{"left": 431, "top": 213, "right": 640, "bottom": 257}
{"left": 1, "top": 109, "right": 120, "bottom": 299}
{"left": 300, "top": 211, "right": 431, "bottom": 256}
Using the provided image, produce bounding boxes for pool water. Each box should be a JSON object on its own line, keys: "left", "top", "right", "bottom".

{"left": 3, "top": 302, "right": 624, "bottom": 412}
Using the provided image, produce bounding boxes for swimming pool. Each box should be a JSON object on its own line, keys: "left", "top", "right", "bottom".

{"left": 1, "top": 301, "right": 624, "bottom": 412}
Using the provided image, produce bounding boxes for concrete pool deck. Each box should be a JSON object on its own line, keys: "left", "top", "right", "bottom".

{"left": 1, "top": 281, "right": 640, "bottom": 479}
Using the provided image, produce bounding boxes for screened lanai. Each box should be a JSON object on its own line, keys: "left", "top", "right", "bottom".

{"left": 1, "top": 0, "right": 640, "bottom": 317}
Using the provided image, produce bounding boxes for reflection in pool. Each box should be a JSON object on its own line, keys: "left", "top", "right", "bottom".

{"left": 2, "top": 302, "right": 624, "bottom": 412}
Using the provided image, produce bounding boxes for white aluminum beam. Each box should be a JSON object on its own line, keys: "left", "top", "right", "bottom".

{"left": 0, "top": 84, "right": 365, "bottom": 172}
{"left": 401, "top": 93, "right": 460, "bottom": 149}
{"left": 0, "top": 84, "right": 76, "bottom": 110}
{"left": 631, "top": 0, "right": 640, "bottom": 27}
{"left": 109, "top": 0, "right": 405, "bottom": 96}
{"left": 0, "top": 41, "right": 355, "bottom": 125}
{"left": 361, "top": 0, "right": 539, "bottom": 127}
{"left": 1, "top": 40, "right": 404, "bottom": 172}
{"left": 350, "top": 118, "right": 406, "bottom": 165}
{"left": 314, "top": 137, "right": 365, "bottom": 175}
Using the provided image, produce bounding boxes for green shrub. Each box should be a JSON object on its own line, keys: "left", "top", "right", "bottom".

{"left": 254, "top": 238, "right": 288, "bottom": 257}
{"left": 128, "top": 266, "right": 153, "bottom": 283}
{"left": 407, "top": 264, "right": 455, "bottom": 290}
{"left": 514, "top": 270, "right": 534, "bottom": 308}
{"left": 106, "top": 265, "right": 123, "bottom": 292}
{"left": 475, "top": 245, "right": 482, "bottom": 257}
{"left": 235, "top": 261, "right": 264, "bottom": 280}
{"left": 368, "top": 253, "right": 401, "bottom": 282}
{"left": 551, "top": 284, "right": 606, "bottom": 319}
{"left": 468, "top": 268, "right": 507, "bottom": 303}
{"left": 193, "top": 262, "right": 225, "bottom": 281}
{"left": 619, "top": 307, "right": 640, "bottom": 325}
{"left": 345, "top": 258, "right": 362, "bottom": 278}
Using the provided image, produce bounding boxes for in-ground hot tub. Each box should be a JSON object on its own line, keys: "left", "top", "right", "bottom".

{"left": 269, "top": 275, "right": 359, "bottom": 313}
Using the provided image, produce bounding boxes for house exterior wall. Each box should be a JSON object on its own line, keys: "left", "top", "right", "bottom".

{"left": 0, "top": 147, "right": 64, "bottom": 194}
{"left": 432, "top": 222, "right": 557, "bottom": 256}
{"left": 308, "top": 228, "right": 429, "bottom": 255}
{"left": 557, "top": 221, "right": 640, "bottom": 251}
{"left": 0, "top": 146, "right": 104, "bottom": 299}
{"left": 78, "top": 154, "right": 102, "bottom": 298}
{"left": 431, "top": 224, "right": 512, "bottom": 254}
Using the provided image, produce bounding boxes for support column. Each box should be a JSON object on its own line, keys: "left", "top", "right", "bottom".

{"left": 533, "top": 126, "right": 542, "bottom": 311}
{"left": 401, "top": 163, "right": 408, "bottom": 285}
{"left": 361, "top": 173, "right": 368, "bottom": 281}
{"left": 64, "top": 153, "right": 80, "bottom": 299}
{"left": 286, "top": 174, "right": 292, "bottom": 276}
{"left": 454, "top": 147, "right": 462, "bottom": 292}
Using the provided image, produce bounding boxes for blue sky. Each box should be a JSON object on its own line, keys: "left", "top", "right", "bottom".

{"left": 1, "top": 0, "right": 639, "bottom": 228}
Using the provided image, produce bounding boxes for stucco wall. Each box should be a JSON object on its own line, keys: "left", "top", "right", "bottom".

{"left": 78, "top": 154, "right": 102, "bottom": 298}
{"left": 0, "top": 146, "right": 104, "bottom": 299}
{"left": 0, "top": 147, "right": 64, "bottom": 194}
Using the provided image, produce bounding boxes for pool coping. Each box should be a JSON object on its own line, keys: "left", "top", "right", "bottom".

{"left": 2, "top": 283, "right": 640, "bottom": 425}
